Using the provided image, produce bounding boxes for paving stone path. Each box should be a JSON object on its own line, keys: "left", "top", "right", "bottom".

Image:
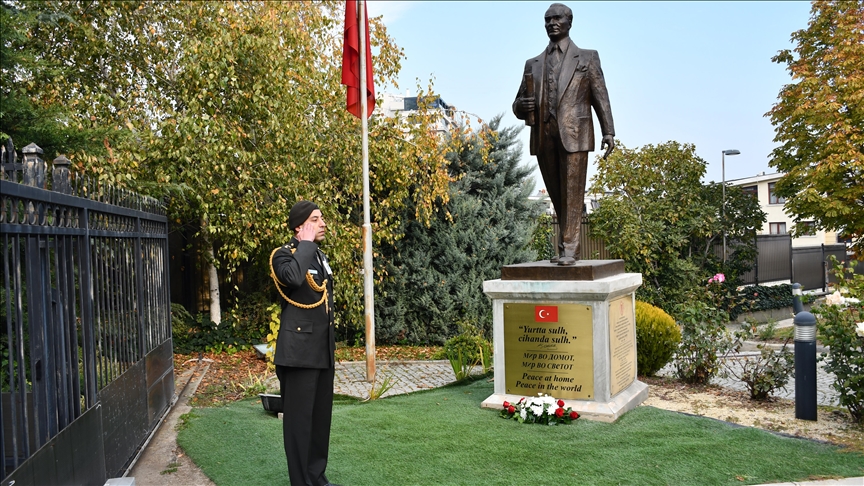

{"left": 334, "top": 360, "right": 460, "bottom": 399}
{"left": 331, "top": 353, "right": 840, "bottom": 406}
{"left": 263, "top": 360, "right": 473, "bottom": 401}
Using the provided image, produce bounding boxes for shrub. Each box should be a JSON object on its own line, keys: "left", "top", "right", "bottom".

{"left": 698, "top": 273, "right": 765, "bottom": 322}
{"left": 635, "top": 301, "right": 681, "bottom": 376}
{"left": 225, "top": 291, "right": 271, "bottom": 344}
{"left": 756, "top": 319, "right": 777, "bottom": 341}
{"left": 705, "top": 276, "right": 748, "bottom": 322}
{"left": 170, "top": 303, "right": 259, "bottom": 355}
{"left": 265, "top": 303, "right": 280, "bottom": 371}
{"left": 724, "top": 323, "right": 794, "bottom": 400}
{"left": 672, "top": 300, "right": 734, "bottom": 385}
{"left": 530, "top": 213, "right": 555, "bottom": 261}
{"left": 444, "top": 327, "right": 492, "bottom": 381}
{"left": 171, "top": 303, "right": 198, "bottom": 354}
{"left": 814, "top": 258, "right": 864, "bottom": 423}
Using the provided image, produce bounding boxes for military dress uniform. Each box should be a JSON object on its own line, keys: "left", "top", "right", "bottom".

{"left": 270, "top": 237, "right": 335, "bottom": 486}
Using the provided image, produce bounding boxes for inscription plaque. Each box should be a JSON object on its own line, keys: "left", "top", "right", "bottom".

{"left": 608, "top": 294, "right": 636, "bottom": 396}
{"left": 503, "top": 303, "right": 593, "bottom": 399}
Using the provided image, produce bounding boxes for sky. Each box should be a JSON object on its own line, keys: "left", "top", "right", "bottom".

{"left": 365, "top": 1, "right": 814, "bottom": 193}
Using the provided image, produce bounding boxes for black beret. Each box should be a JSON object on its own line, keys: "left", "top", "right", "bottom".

{"left": 289, "top": 201, "right": 319, "bottom": 231}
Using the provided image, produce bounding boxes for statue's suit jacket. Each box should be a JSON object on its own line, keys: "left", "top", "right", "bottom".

{"left": 513, "top": 38, "right": 615, "bottom": 155}
{"left": 270, "top": 238, "right": 335, "bottom": 369}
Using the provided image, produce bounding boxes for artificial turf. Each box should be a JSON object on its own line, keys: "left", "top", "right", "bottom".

{"left": 177, "top": 377, "right": 863, "bottom": 485}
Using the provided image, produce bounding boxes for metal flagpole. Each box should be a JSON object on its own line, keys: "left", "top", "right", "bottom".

{"left": 358, "top": 0, "right": 376, "bottom": 383}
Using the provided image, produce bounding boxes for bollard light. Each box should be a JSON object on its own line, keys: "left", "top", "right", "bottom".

{"left": 794, "top": 311, "right": 817, "bottom": 421}
{"left": 792, "top": 283, "right": 803, "bottom": 315}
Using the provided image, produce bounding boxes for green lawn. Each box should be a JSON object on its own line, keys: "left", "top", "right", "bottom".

{"left": 177, "top": 377, "right": 863, "bottom": 485}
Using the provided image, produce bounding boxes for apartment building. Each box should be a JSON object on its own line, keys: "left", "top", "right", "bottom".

{"left": 726, "top": 172, "right": 839, "bottom": 248}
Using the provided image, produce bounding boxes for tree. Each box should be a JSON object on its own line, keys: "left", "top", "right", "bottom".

{"left": 588, "top": 141, "right": 765, "bottom": 311}
{"left": 0, "top": 2, "right": 110, "bottom": 157}
{"left": 5, "top": 1, "right": 453, "bottom": 334}
{"left": 695, "top": 181, "right": 765, "bottom": 281}
{"left": 375, "top": 116, "right": 543, "bottom": 344}
{"left": 767, "top": 0, "right": 864, "bottom": 255}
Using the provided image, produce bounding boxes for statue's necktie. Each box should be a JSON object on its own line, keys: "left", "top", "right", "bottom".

{"left": 546, "top": 45, "right": 561, "bottom": 120}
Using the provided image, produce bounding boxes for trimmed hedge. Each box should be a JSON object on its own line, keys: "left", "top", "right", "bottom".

{"left": 744, "top": 284, "right": 794, "bottom": 311}
{"left": 731, "top": 284, "right": 796, "bottom": 320}
{"left": 635, "top": 301, "right": 681, "bottom": 376}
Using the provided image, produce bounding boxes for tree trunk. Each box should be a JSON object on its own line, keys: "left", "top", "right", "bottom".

{"left": 206, "top": 241, "right": 221, "bottom": 326}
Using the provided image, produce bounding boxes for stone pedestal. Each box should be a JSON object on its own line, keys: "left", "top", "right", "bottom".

{"left": 481, "top": 263, "right": 647, "bottom": 422}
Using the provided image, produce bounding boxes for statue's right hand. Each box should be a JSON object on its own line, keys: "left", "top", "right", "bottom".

{"left": 519, "top": 97, "right": 536, "bottom": 113}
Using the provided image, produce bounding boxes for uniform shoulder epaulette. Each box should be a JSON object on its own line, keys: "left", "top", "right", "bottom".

{"left": 279, "top": 242, "right": 296, "bottom": 254}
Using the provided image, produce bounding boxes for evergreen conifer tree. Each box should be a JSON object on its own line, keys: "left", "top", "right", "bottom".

{"left": 376, "top": 116, "right": 543, "bottom": 344}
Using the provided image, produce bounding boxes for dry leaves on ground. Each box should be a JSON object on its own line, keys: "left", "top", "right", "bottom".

{"left": 334, "top": 345, "right": 443, "bottom": 362}
{"left": 175, "top": 350, "right": 271, "bottom": 407}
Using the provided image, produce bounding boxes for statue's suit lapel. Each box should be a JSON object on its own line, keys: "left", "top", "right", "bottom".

{"left": 557, "top": 39, "right": 582, "bottom": 106}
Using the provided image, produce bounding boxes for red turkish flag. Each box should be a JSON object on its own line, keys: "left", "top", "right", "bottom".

{"left": 535, "top": 306, "right": 558, "bottom": 322}
{"left": 341, "top": 0, "right": 375, "bottom": 119}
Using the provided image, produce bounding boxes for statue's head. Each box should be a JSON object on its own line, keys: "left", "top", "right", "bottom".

{"left": 545, "top": 3, "right": 572, "bottom": 42}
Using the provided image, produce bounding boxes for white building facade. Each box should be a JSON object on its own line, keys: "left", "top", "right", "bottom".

{"left": 726, "top": 172, "right": 838, "bottom": 248}
{"left": 377, "top": 91, "right": 457, "bottom": 134}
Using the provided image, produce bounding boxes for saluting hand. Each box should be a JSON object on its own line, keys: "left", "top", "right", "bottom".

{"left": 297, "top": 221, "right": 317, "bottom": 242}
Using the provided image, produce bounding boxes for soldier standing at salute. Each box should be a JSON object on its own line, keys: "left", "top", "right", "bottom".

{"left": 269, "top": 201, "right": 339, "bottom": 486}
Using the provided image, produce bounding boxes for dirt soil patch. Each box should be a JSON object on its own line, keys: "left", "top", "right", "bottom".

{"left": 641, "top": 376, "right": 864, "bottom": 452}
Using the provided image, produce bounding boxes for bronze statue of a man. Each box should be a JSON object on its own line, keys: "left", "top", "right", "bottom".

{"left": 513, "top": 2, "right": 615, "bottom": 265}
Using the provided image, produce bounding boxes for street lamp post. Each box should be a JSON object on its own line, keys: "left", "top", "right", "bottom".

{"left": 722, "top": 149, "right": 741, "bottom": 263}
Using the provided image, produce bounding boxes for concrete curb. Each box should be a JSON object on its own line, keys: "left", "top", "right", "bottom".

{"left": 753, "top": 479, "right": 864, "bottom": 486}
{"left": 127, "top": 359, "right": 216, "bottom": 485}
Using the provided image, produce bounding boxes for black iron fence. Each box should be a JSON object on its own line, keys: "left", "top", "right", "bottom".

{"left": 1, "top": 140, "right": 172, "bottom": 485}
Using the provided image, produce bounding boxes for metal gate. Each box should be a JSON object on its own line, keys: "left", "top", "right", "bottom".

{"left": 1, "top": 141, "right": 172, "bottom": 485}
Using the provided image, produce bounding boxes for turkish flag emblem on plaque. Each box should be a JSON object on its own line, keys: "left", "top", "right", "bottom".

{"left": 535, "top": 305, "right": 558, "bottom": 322}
